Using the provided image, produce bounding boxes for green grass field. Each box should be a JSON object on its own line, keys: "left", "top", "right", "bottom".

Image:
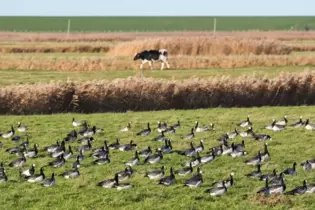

{"left": 1, "top": 107, "right": 315, "bottom": 210}
{"left": 0, "top": 66, "right": 311, "bottom": 86}
{"left": 0, "top": 16, "right": 314, "bottom": 32}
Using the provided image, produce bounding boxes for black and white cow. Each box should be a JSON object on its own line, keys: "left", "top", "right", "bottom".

{"left": 133, "top": 49, "right": 170, "bottom": 70}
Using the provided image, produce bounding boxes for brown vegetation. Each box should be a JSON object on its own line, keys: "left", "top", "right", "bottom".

{"left": 0, "top": 45, "right": 110, "bottom": 53}
{"left": 1, "top": 55, "right": 314, "bottom": 71}
{"left": 1, "top": 31, "right": 315, "bottom": 42}
{"left": 251, "top": 194, "right": 292, "bottom": 207}
{"left": 108, "top": 37, "right": 292, "bottom": 56}
{"left": 1, "top": 70, "right": 315, "bottom": 114}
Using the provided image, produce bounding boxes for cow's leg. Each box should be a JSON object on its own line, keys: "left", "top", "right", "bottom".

{"left": 148, "top": 60, "right": 153, "bottom": 70}
{"left": 140, "top": 60, "right": 148, "bottom": 70}
{"left": 160, "top": 62, "right": 165, "bottom": 70}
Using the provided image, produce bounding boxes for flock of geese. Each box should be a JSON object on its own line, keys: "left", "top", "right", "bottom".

{"left": 0, "top": 115, "right": 315, "bottom": 197}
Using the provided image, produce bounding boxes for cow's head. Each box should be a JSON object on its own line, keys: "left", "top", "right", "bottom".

{"left": 133, "top": 53, "right": 141, "bottom": 60}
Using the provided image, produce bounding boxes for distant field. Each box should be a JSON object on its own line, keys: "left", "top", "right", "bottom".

{"left": 0, "top": 16, "right": 314, "bottom": 32}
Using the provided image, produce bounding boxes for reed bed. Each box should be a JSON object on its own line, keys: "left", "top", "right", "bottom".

{"left": 1, "top": 55, "right": 314, "bottom": 71}
{"left": 1, "top": 71, "right": 315, "bottom": 114}
{"left": 108, "top": 37, "right": 292, "bottom": 56}
{"left": 0, "top": 45, "right": 111, "bottom": 53}
{"left": 1, "top": 31, "right": 315, "bottom": 42}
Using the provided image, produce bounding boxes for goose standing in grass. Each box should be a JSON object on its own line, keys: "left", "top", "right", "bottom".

{"left": 24, "top": 144, "right": 39, "bottom": 158}
{"left": 170, "top": 120, "right": 180, "bottom": 130}
{"left": 195, "top": 140, "right": 205, "bottom": 153}
{"left": 82, "top": 126, "right": 97, "bottom": 137}
{"left": 159, "top": 167, "right": 175, "bottom": 186}
{"left": 183, "top": 128, "right": 195, "bottom": 140}
{"left": 158, "top": 139, "right": 173, "bottom": 154}
{"left": 179, "top": 142, "right": 197, "bottom": 157}
{"left": 194, "top": 121, "right": 208, "bottom": 132}
{"left": 136, "top": 123, "right": 151, "bottom": 136}
{"left": 290, "top": 116, "right": 304, "bottom": 127}
{"left": 93, "top": 154, "right": 111, "bottom": 165}
{"left": 239, "top": 116, "right": 252, "bottom": 127}
{"left": 174, "top": 162, "right": 194, "bottom": 176}
{"left": 301, "top": 160, "right": 312, "bottom": 171}
{"left": 205, "top": 181, "right": 228, "bottom": 197}
{"left": 227, "top": 128, "right": 239, "bottom": 139}
{"left": 212, "top": 173, "right": 234, "bottom": 188}
{"left": 240, "top": 127, "right": 254, "bottom": 138}
{"left": 91, "top": 146, "right": 108, "bottom": 159}
{"left": 77, "top": 136, "right": 94, "bottom": 145}
{"left": 305, "top": 119, "right": 315, "bottom": 130}
{"left": 21, "top": 164, "right": 36, "bottom": 178}
{"left": 229, "top": 146, "right": 247, "bottom": 158}
{"left": 118, "top": 140, "right": 137, "bottom": 152}
{"left": 261, "top": 143, "right": 270, "bottom": 161}
{"left": 153, "top": 131, "right": 167, "bottom": 142}
{"left": 269, "top": 173, "right": 285, "bottom": 186}
{"left": 144, "top": 150, "right": 163, "bottom": 164}
{"left": 184, "top": 167, "right": 203, "bottom": 188}
{"left": 97, "top": 176, "right": 117, "bottom": 189}
{"left": 257, "top": 176, "right": 286, "bottom": 195}
{"left": 44, "top": 140, "right": 61, "bottom": 153}
{"left": 77, "top": 139, "right": 92, "bottom": 152}
{"left": 109, "top": 138, "right": 121, "bottom": 150}
{"left": 72, "top": 118, "right": 86, "bottom": 127}
{"left": 26, "top": 167, "right": 45, "bottom": 183}
{"left": 139, "top": 146, "right": 152, "bottom": 158}
{"left": 164, "top": 126, "right": 176, "bottom": 134}
{"left": 41, "top": 172, "right": 56, "bottom": 187}
{"left": 1, "top": 125, "right": 15, "bottom": 139}
{"left": 182, "top": 152, "right": 202, "bottom": 167}
{"left": 64, "top": 130, "right": 78, "bottom": 143}
{"left": 145, "top": 166, "right": 166, "bottom": 180}
{"left": 9, "top": 153, "right": 26, "bottom": 167}
{"left": 72, "top": 156, "right": 81, "bottom": 169}
{"left": 245, "top": 151, "right": 263, "bottom": 166}
{"left": 275, "top": 116, "right": 288, "bottom": 126}
{"left": 114, "top": 173, "right": 132, "bottom": 191}
{"left": 116, "top": 166, "right": 134, "bottom": 182}
{"left": 48, "top": 154, "right": 66, "bottom": 168}
{"left": 282, "top": 162, "right": 297, "bottom": 176}
{"left": 245, "top": 164, "right": 262, "bottom": 178}
{"left": 60, "top": 167, "right": 80, "bottom": 179}
{"left": 200, "top": 149, "right": 216, "bottom": 164}
{"left": 120, "top": 122, "right": 131, "bottom": 132}
{"left": 125, "top": 151, "right": 140, "bottom": 167}
{"left": 285, "top": 180, "right": 308, "bottom": 195}
{"left": 50, "top": 143, "right": 66, "bottom": 158}
{"left": 17, "top": 122, "right": 27, "bottom": 132}
{"left": 157, "top": 121, "right": 168, "bottom": 133}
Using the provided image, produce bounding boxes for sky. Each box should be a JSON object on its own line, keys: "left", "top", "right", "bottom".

{"left": 1, "top": 0, "right": 314, "bottom": 16}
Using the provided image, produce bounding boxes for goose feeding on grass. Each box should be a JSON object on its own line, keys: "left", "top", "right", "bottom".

{"left": 145, "top": 166, "right": 166, "bottom": 180}
{"left": 259, "top": 169, "right": 277, "bottom": 182}
{"left": 245, "top": 151, "right": 263, "bottom": 166}
{"left": 159, "top": 167, "right": 175, "bottom": 186}
{"left": 48, "top": 154, "right": 66, "bottom": 168}
{"left": 144, "top": 150, "right": 163, "bottom": 164}
{"left": 245, "top": 164, "right": 262, "bottom": 178}
{"left": 285, "top": 180, "right": 308, "bottom": 195}
{"left": 157, "top": 121, "right": 168, "bottom": 133}
{"left": 118, "top": 140, "right": 137, "bottom": 152}
{"left": 9, "top": 153, "right": 26, "bottom": 167}
{"left": 109, "top": 138, "right": 121, "bottom": 150}
{"left": 120, "top": 122, "right": 131, "bottom": 132}
{"left": 1, "top": 126, "right": 15, "bottom": 139}
{"left": 41, "top": 172, "right": 56, "bottom": 187}
{"left": 153, "top": 131, "right": 166, "bottom": 142}
{"left": 183, "top": 128, "right": 195, "bottom": 140}
{"left": 97, "top": 176, "right": 117, "bottom": 189}
{"left": 253, "top": 133, "right": 272, "bottom": 141}
{"left": 60, "top": 167, "right": 80, "bottom": 179}
{"left": 136, "top": 123, "right": 151, "bottom": 136}
{"left": 257, "top": 176, "right": 286, "bottom": 195}
{"left": 184, "top": 167, "right": 203, "bottom": 188}
{"left": 139, "top": 146, "right": 152, "bottom": 158}
{"left": 281, "top": 162, "right": 297, "bottom": 176}
{"left": 115, "top": 166, "right": 134, "bottom": 182}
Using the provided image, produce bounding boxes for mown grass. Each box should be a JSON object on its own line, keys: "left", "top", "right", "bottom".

{"left": 0, "top": 16, "right": 314, "bottom": 32}
{"left": 0, "top": 66, "right": 311, "bottom": 86}
{"left": 1, "top": 106, "right": 315, "bottom": 209}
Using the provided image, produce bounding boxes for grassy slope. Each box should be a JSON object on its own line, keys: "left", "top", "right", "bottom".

{"left": 0, "top": 66, "right": 311, "bottom": 86}
{"left": 1, "top": 107, "right": 315, "bottom": 209}
{"left": 0, "top": 16, "right": 314, "bottom": 32}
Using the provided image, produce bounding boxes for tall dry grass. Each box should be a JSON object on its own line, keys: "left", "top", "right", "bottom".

{"left": 108, "top": 37, "right": 292, "bottom": 56}
{"left": 0, "top": 45, "right": 111, "bottom": 53}
{"left": 1, "top": 55, "right": 314, "bottom": 71}
{"left": 1, "top": 70, "right": 315, "bottom": 114}
{"left": 1, "top": 31, "right": 315, "bottom": 42}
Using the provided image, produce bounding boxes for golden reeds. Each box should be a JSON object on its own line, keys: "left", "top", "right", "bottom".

{"left": 0, "top": 55, "right": 314, "bottom": 71}
{"left": 0, "top": 45, "right": 111, "bottom": 53}
{"left": 108, "top": 37, "right": 292, "bottom": 56}
{"left": 1, "top": 70, "right": 315, "bottom": 114}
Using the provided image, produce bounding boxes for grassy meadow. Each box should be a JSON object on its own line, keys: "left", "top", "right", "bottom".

{"left": 1, "top": 107, "right": 315, "bottom": 209}
{"left": 0, "top": 16, "right": 314, "bottom": 32}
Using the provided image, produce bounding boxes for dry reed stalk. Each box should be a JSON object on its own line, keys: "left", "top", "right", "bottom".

{"left": 0, "top": 45, "right": 111, "bottom": 53}
{"left": 1, "top": 31, "right": 315, "bottom": 42}
{"left": 0, "top": 55, "right": 314, "bottom": 71}
{"left": 1, "top": 70, "right": 315, "bottom": 114}
{"left": 108, "top": 37, "right": 292, "bottom": 56}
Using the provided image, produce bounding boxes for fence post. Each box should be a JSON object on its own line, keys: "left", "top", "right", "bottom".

{"left": 67, "top": 19, "right": 71, "bottom": 38}
{"left": 213, "top": 18, "right": 217, "bottom": 37}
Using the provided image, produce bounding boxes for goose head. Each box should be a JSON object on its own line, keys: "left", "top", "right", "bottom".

{"left": 200, "top": 140, "right": 204, "bottom": 149}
